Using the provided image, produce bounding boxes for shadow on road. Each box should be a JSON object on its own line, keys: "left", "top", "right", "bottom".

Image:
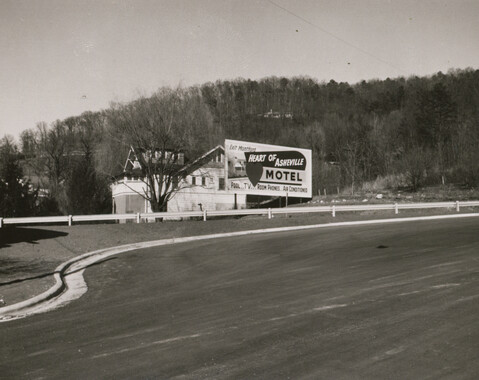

{"left": 0, "top": 227, "right": 69, "bottom": 249}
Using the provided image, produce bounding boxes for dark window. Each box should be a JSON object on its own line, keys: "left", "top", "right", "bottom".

{"left": 219, "top": 177, "right": 225, "bottom": 190}
{"left": 202, "top": 177, "right": 206, "bottom": 186}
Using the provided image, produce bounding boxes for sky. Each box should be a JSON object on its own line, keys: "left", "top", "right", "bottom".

{"left": 1, "top": 0, "right": 478, "bottom": 139}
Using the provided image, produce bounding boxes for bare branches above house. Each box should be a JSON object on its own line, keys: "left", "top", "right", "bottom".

{"left": 108, "top": 87, "right": 215, "bottom": 212}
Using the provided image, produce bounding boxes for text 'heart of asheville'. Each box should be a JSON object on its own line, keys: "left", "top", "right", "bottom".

{"left": 244, "top": 151, "right": 307, "bottom": 186}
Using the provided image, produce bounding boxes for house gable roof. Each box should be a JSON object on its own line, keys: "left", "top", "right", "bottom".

{"left": 123, "top": 146, "right": 141, "bottom": 172}
{"left": 180, "top": 145, "right": 224, "bottom": 176}
{"left": 118, "top": 145, "right": 224, "bottom": 179}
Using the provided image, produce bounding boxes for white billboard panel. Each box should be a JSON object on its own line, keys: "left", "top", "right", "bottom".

{"left": 225, "top": 139, "right": 312, "bottom": 198}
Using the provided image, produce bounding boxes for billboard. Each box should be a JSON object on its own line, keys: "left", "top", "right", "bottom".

{"left": 225, "top": 139, "right": 312, "bottom": 198}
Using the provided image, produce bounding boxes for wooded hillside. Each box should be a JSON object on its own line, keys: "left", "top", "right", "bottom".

{"left": 199, "top": 69, "right": 479, "bottom": 194}
{"left": 3, "top": 68, "right": 479, "bottom": 216}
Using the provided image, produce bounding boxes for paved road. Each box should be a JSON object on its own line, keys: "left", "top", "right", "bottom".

{"left": 1, "top": 217, "right": 479, "bottom": 379}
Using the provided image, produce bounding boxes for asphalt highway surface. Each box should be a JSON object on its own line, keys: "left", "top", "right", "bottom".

{"left": 1, "top": 217, "right": 479, "bottom": 379}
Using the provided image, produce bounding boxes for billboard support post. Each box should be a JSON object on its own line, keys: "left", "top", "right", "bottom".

{"left": 285, "top": 192, "right": 289, "bottom": 218}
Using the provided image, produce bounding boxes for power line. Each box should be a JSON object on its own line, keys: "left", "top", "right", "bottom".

{"left": 266, "top": 0, "right": 407, "bottom": 75}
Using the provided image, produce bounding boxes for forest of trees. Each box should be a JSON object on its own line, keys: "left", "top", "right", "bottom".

{"left": 2, "top": 68, "right": 479, "bottom": 216}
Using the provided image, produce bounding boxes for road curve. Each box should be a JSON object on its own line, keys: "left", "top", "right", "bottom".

{"left": 1, "top": 217, "right": 479, "bottom": 379}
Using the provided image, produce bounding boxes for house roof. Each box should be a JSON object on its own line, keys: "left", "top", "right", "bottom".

{"left": 180, "top": 145, "right": 224, "bottom": 176}
{"left": 118, "top": 145, "right": 224, "bottom": 179}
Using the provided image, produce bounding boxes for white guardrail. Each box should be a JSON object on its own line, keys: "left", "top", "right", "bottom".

{"left": 1, "top": 201, "right": 479, "bottom": 228}
{"left": 0, "top": 201, "right": 479, "bottom": 228}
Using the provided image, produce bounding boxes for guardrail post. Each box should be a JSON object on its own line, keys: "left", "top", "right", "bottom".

{"left": 456, "top": 201, "right": 460, "bottom": 212}
{"left": 395, "top": 203, "right": 399, "bottom": 214}
{"left": 203, "top": 209, "right": 207, "bottom": 221}
{"left": 332, "top": 205, "right": 336, "bottom": 217}
{"left": 68, "top": 215, "right": 72, "bottom": 226}
{"left": 268, "top": 208, "right": 272, "bottom": 219}
{"left": 136, "top": 212, "right": 141, "bottom": 223}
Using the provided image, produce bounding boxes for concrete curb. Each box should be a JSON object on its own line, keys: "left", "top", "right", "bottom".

{"left": 0, "top": 271, "right": 64, "bottom": 315}
{"left": 1, "top": 212, "right": 478, "bottom": 320}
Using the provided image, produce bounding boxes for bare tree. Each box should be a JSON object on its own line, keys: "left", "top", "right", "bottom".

{"left": 401, "top": 145, "right": 434, "bottom": 191}
{"left": 19, "top": 121, "right": 75, "bottom": 213}
{"left": 340, "top": 140, "right": 364, "bottom": 195}
{"left": 31, "top": 121, "right": 73, "bottom": 187}
{"left": 19, "top": 129, "right": 37, "bottom": 158}
{"left": 108, "top": 87, "right": 213, "bottom": 212}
